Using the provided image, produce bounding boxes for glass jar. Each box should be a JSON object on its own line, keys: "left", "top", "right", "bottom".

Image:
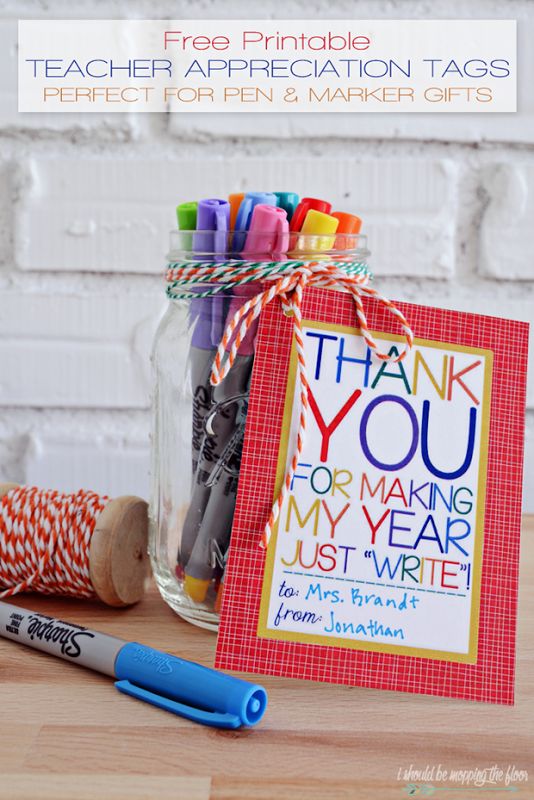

{"left": 149, "top": 230, "right": 370, "bottom": 630}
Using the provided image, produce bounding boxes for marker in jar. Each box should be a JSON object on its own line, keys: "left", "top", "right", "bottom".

{"left": 179, "top": 198, "right": 230, "bottom": 571}
{"left": 183, "top": 204, "right": 289, "bottom": 604}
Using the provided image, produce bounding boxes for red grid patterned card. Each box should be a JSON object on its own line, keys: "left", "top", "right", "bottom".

{"left": 215, "top": 288, "right": 529, "bottom": 704}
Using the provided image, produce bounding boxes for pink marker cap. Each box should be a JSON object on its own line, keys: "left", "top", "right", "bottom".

{"left": 241, "top": 205, "right": 289, "bottom": 260}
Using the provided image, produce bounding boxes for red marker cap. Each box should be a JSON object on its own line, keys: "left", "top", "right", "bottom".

{"left": 290, "top": 197, "right": 332, "bottom": 232}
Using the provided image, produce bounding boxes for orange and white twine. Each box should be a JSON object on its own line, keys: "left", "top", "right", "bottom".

{"left": 167, "top": 259, "right": 414, "bottom": 549}
{"left": 0, "top": 486, "right": 107, "bottom": 599}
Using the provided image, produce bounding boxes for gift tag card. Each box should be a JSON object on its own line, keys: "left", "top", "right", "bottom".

{"left": 215, "top": 288, "right": 529, "bottom": 704}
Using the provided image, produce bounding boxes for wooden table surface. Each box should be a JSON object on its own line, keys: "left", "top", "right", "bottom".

{"left": 1, "top": 518, "right": 533, "bottom": 800}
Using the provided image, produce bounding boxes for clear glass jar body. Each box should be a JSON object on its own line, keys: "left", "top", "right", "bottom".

{"left": 149, "top": 232, "right": 370, "bottom": 630}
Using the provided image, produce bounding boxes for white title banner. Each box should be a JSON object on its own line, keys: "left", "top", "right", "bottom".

{"left": 18, "top": 19, "right": 517, "bottom": 113}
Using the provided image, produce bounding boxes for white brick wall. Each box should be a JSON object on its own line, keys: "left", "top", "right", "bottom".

{"left": 480, "top": 163, "right": 534, "bottom": 279}
{"left": 0, "top": 292, "right": 164, "bottom": 407}
{"left": 25, "top": 434, "right": 150, "bottom": 498}
{"left": 0, "top": 19, "right": 138, "bottom": 138}
{"left": 0, "top": 0, "right": 532, "bottom": 512}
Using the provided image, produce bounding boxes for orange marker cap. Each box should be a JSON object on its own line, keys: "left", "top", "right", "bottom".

{"left": 331, "top": 212, "right": 362, "bottom": 234}
{"left": 229, "top": 193, "right": 245, "bottom": 230}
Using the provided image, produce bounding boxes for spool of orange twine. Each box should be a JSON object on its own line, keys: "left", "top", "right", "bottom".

{"left": 0, "top": 483, "right": 149, "bottom": 607}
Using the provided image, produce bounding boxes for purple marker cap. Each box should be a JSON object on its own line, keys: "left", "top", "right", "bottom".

{"left": 193, "top": 198, "right": 230, "bottom": 258}
{"left": 190, "top": 199, "right": 230, "bottom": 350}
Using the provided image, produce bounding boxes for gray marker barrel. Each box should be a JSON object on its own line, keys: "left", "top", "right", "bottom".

{"left": 181, "top": 240, "right": 226, "bottom": 568}
{"left": 188, "top": 292, "right": 227, "bottom": 475}
{"left": 183, "top": 355, "right": 253, "bottom": 602}
{"left": 180, "top": 345, "right": 219, "bottom": 568}
{"left": 179, "top": 396, "right": 235, "bottom": 570}
{"left": 190, "top": 346, "right": 217, "bottom": 474}
{"left": 0, "top": 601, "right": 123, "bottom": 677}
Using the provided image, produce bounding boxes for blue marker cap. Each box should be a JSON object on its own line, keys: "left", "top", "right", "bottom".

{"left": 114, "top": 643, "right": 267, "bottom": 729}
{"left": 233, "top": 192, "right": 277, "bottom": 252}
{"left": 274, "top": 192, "right": 299, "bottom": 222}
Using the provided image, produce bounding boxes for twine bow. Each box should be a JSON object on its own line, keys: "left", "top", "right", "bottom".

{"left": 167, "top": 259, "right": 413, "bottom": 549}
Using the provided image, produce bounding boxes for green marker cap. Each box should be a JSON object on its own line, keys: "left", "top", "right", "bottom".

{"left": 177, "top": 201, "right": 198, "bottom": 230}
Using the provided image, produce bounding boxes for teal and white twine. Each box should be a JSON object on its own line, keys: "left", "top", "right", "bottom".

{"left": 166, "top": 259, "right": 372, "bottom": 299}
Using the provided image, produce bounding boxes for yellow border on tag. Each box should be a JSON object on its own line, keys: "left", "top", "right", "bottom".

{"left": 257, "top": 319, "right": 493, "bottom": 664}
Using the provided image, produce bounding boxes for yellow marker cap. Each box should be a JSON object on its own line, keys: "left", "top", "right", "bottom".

{"left": 184, "top": 575, "right": 210, "bottom": 603}
{"left": 296, "top": 209, "right": 339, "bottom": 252}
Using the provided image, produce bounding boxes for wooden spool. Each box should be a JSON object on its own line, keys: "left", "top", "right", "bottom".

{"left": 0, "top": 484, "right": 149, "bottom": 607}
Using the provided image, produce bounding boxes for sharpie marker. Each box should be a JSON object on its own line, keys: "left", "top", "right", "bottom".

{"left": 180, "top": 198, "right": 230, "bottom": 568}
{"left": 0, "top": 601, "right": 267, "bottom": 730}
{"left": 184, "top": 205, "right": 289, "bottom": 603}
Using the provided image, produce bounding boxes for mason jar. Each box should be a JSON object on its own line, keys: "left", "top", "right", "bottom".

{"left": 149, "top": 230, "right": 371, "bottom": 630}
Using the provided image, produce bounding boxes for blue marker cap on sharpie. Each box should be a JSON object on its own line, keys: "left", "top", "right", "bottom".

{"left": 115, "top": 643, "right": 267, "bottom": 729}
{"left": 0, "top": 601, "right": 268, "bottom": 731}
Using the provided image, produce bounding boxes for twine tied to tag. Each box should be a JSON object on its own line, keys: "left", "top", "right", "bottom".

{"left": 166, "top": 259, "right": 413, "bottom": 549}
